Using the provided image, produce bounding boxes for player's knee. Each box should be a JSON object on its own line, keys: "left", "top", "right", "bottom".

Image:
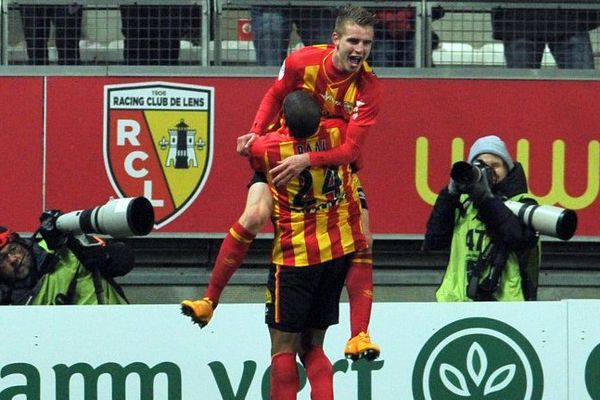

{"left": 361, "top": 232, "right": 373, "bottom": 254}
{"left": 241, "top": 203, "right": 270, "bottom": 233}
{"left": 240, "top": 183, "right": 272, "bottom": 233}
{"left": 366, "top": 234, "right": 373, "bottom": 252}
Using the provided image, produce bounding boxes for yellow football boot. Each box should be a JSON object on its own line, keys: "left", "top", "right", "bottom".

{"left": 344, "top": 331, "right": 381, "bottom": 361}
{"left": 181, "top": 297, "right": 214, "bottom": 328}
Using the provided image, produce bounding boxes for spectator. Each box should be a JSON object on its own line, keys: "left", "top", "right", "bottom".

{"left": 372, "top": 6, "right": 444, "bottom": 67}
{"left": 0, "top": 225, "right": 131, "bottom": 305}
{"left": 491, "top": 8, "right": 600, "bottom": 69}
{"left": 120, "top": 5, "right": 201, "bottom": 65}
{"left": 250, "top": 5, "right": 337, "bottom": 66}
{"left": 182, "top": 5, "right": 382, "bottom": 361}
{"left": 20, "top": 4, "right": 83, "bottom": 65}
{"left": 422, "top": 135, "right": 541, "bottom": 301}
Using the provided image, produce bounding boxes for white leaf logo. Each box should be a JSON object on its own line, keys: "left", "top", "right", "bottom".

{"left": 440, "top": 363, "right": 470, "bottom": 396}
{"left": 467, "top": 342, "right": 487, "bottom": 386}
{"left": 484, "top": 365, "right": 516, "bottom": 395}
{"left": 438, "top": 341, "right": 517, "bottom": 397}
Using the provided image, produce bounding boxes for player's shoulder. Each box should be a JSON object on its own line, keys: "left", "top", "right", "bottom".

{"left": 287, "top": 44, "right": 332, "bottom": 63}
{"left": 360, "top": 60, "right": 379, "bottom": 80}
{"left": 251, "top": 129, "right": 286, "bottom": 155}
{"left": 321, "top": 118, "right": 346, "bottom": 131}
{"left": 357, "top": 61, "right": 381, "bottom": 94}
{"left": 262, "top": 127, "right": 291, "bottom": 144}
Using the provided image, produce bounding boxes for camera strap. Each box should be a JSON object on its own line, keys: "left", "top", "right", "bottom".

{"left": 90, "top": 267, "right": 106, "bottom": 304}
{"left": 467, "top": 241, "right": 494, "bottom": 300}
{"left": 467, "top": 239, "right": 511, "bottom": 301}
{"left": 478, "top": 242, "right": 509, "bottom": 300}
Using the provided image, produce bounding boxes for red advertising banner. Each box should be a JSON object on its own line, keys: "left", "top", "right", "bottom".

{"left": 0, "top": 78, "right": 43, "bottom": 230}
{"left": 3, "top": 76, "right": 598, "bottom": 237}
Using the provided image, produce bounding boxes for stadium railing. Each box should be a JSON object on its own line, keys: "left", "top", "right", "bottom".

{"left": 2, "top": 0, "right": 600, "bottom": 69}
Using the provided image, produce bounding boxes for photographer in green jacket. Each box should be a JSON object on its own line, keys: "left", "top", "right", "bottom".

{"left": 0, "top": 225, "right": 130, "bottom": 305}
{"left": 422, "top": 135, "right": 540, "bottom": 302}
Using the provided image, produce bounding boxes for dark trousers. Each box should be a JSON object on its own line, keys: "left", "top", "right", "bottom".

{"left": 20, "top": 5, "right": 82, "bottom": 65}
{"left": 120, "top": 6, "right": 200, "bottom": 65}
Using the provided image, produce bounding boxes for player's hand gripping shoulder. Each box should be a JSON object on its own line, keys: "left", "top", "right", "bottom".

{"left": 270, "top": 153, "right": 311, "bottom": 187}
{"left": 237, "top": 132, "right": 259, "bottom": 156}
{"left": 181, "top": 297, "right": 214, "bottom": 328}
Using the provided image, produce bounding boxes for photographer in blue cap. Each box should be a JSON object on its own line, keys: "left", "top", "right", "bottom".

{"left": 422, "top": 135, "right": 541, "bottom": 301}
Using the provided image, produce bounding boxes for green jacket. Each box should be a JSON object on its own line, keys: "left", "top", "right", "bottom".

{"left": 435, "top": 192, "right": 532, "bottom": 302}
{"left": 30, "top": 241, "right": 128, "bottom": 305}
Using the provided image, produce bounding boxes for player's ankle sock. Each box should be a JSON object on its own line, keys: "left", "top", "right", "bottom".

{"left": 204, "top": 222, "right": 255, "bottom": 306}
{"left": 301, "top": 346, "right": 333, "bottom": 400}
{"left": 346, "top": 252, "right": 373, "bottom": 336}
{"left": 271, "top": 352, "right": 298, "bottom": 400}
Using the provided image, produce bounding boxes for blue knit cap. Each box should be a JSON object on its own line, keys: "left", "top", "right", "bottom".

{"left": 468, "top": 135, "right": 514, "bottom": 171}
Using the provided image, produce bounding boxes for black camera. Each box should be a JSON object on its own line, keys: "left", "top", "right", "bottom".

{"left": 449, "top": 161, "right": 577, "bottom": 240}
{"left": 451, "top": 160, "right": 496, "bottom": 186}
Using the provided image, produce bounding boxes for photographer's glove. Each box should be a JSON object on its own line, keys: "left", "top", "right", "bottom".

{"left": 466, "top": 172, "right": 493, "bottom": 205}
{"left": 38, "top": 209, "right": 68, "bottom": 250}
{"left": 448, "top": 178, "right": 469, "bottom": 196}
{"left": 181, "top": 297, "right": 214, "bottom": 328}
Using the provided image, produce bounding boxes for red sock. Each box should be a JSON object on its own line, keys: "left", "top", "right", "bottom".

{"left": 271, "top": 352, "right": 299, "bottom": 400}
{"left": 204, "top": 222, "right": 255, "bottom": 306}
{"left": 346, "top": 252, "right": 373, "bottom": 337}
{"left": 300, "top": 346, "right": 333, "bottom": 400}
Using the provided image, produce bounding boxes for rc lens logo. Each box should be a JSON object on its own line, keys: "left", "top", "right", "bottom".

{"left": 104, "top": 81, "right": 214, "bottom": 229}
{"left": 413, "top": 317, "right": 544, "bottom": 400}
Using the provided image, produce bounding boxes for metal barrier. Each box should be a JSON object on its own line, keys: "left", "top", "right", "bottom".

{"left": 2, "top": 0, "right": 600, "bottom": 69}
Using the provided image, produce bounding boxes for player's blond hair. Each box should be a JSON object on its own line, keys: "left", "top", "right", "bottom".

{"left": 334, "top": 4, "right": 377, "bottom": 34}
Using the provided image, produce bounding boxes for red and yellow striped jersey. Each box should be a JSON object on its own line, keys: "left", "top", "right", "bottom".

{"left": 251, "top": 44, "right": 381, "bottom": 170}
{"left": 250, "top": 119, "right": 366, "bottom": 267}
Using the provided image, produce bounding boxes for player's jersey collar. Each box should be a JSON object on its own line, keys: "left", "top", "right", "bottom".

{"left": 322, "top": 50, "right": 359, "bottom": 86}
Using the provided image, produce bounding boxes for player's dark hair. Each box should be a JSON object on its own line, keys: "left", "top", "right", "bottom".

{"left": 282, "top": 91, "right": 321, "bottom": 139}
{"left": 334, "top": 4, "right": 377, "bottom": 34}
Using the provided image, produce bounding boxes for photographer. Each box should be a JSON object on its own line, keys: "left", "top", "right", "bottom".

{"left": 0, "top": 225, "right": 130, "bottom": 305}
{"left": 422, "top": 135, "right": 540, "bottom": 302}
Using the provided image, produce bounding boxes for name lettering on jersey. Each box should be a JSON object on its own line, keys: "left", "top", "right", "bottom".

{"left": 296, "top": 139, "right": 329, "bottom": 154}
{"left": 104, "top": 81, "right": 215, "bottom": 229}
